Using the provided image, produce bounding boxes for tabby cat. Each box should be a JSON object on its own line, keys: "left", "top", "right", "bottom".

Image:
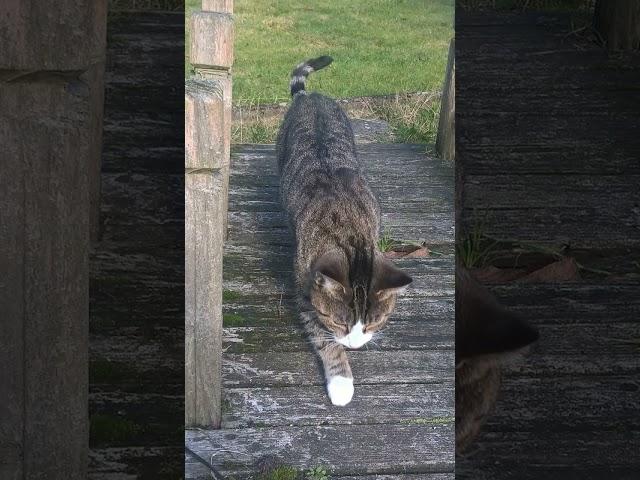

{"left": 455, "top": 267, "right": 539, "bottom": 452}
{"left": 276, "top": 56, "right": 413, "bottom": 406}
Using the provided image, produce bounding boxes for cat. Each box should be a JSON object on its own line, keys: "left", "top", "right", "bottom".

{"left": 455, "top": 266, "right": 539, "bottom": 453}
{"left": 276, "top": 56, "right": 413, "bottom": 406}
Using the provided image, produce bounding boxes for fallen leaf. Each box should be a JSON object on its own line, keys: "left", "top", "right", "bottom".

{"left": 470, "top": 266, "right": 528, "bottom": 284}
{"left": 383, "top": 243, "right": 430, "bottom": 259}
{"left": 519, "top": 257, "right": 580, "bottom": 283}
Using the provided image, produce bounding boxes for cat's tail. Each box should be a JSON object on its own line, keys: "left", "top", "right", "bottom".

{"left": 289, "top": 55, "right": 333, "bottom": 96}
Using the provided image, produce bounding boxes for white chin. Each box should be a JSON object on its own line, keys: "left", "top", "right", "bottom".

{"left": 336, "top": 335, "right": 372, "bottom": 349}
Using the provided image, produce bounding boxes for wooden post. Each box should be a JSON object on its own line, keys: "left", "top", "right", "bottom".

{"left": 190, "top": 1, "right": 234, "bottom": 238}
{"left": 185, "top": 0, "right": 234, "bottom": 428}
{"left": 593, "top": 0, "right": 640, "bottom": 50}
{"left": 436, "top": 38, "right": 455, "bottom": 162}
{"left": 0, "top": 1, "right": 107, "bottom": 478}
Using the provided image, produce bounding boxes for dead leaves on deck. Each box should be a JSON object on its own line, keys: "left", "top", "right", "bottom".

{"left": 471, "top": 256, "right": 581, "bottom": 284}
{"left": 383, "top": 242, "right": 431, "bottom": 259}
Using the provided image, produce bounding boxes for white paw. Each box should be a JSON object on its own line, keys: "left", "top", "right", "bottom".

{"left": 327, "top": 376, "right": 354, "bottom": 406}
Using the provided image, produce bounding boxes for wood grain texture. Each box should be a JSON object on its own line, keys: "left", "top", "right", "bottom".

{"left": 202, "top": 0, "right": 234, "bottom": 14}
{"left": 436, "top": 38, "right": 455, "bottom": 162}
{"left": 0, "top": 0, "right": 107, "bottom": 70}
{"left": 189, "top": 11, "right": 234, "bottom": 70}
{"left": 186, "top": 172, "right": 225, "bottom": 428}
{"left": 1, "top": 81, "right": 90, "bottom": 478}
{"left": 88, "top": 12, "right": 183, "bottom": 479}
{"left": 185, "top": 79, "right": 226, "bottom": 170}
{"left": 186, "top": 424, "right": 454, "bottom": 477}
{"left": 221, "top": 383, "right": 454, "bottom": 428}
{"left": 187, "top": 139, "right": 455, "bottom": 475}
{"left": 456, "top": 10, "right": 640, "bottom": 477}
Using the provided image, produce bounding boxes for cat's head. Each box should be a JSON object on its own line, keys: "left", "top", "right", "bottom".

{"left": 306, "top": 249, "right": 412, "bottom": 348}
{"left": 456, "top": 267, "right": 539, "bottom": 368}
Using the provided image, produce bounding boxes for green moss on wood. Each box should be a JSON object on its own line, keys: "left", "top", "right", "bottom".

{"left": 223, "top": 290, "right": 243, "bottom": 301}
{"left": 90, "top": 414, "right": 143, "bottom": 442}
{"left": 401, "top": 416, "right": 454, "bottom": 425}
{"left": 223, "top": 313, "right": 245, "bottom": 326}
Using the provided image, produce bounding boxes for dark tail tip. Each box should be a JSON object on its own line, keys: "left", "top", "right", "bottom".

{"left": 290, "top": 55, "right": 334, "bottom": 96}
{"left": 308, "top": 55, "right": 333, "bottom": 71}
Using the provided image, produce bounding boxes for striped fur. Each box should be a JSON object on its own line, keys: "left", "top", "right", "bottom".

{"left": 289, "top": 55, "right": 333, "bottom": 96}
{"left": 276, "top": 57, "right": 412, "bottom": 406}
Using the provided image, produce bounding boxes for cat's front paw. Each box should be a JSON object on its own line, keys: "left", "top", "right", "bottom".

{"left": 327, "top": 375, "right": 354, "bottom": 406}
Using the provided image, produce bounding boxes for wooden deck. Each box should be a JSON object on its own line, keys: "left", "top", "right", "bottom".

{"left": 185, "top": 143, "right": 456, "bottom": 478}
{"left": 89, "top": 12, "right": 184, "bottom": 478}
{"left": 456, "top": 11, "right": 640, "bottom": 479}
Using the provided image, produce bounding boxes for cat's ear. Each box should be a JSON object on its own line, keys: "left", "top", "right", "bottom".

{"left": 373, "top": 258, "right": 413, "bottom": 298}
{"left": 456, "top": 268, "right": 539, "bottom": 361}
{"left": 312, "top": 250, "right": 347, "bottom": 294}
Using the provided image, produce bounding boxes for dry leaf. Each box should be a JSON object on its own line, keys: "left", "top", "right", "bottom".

{"left": 470, "top": 266, "right": 527, "bottom": 284}
{"left": 519, "top": 257, "right": 580, "bottom": 283}
{"left": 383, "top": 243, "right": 430, "bottom": 259}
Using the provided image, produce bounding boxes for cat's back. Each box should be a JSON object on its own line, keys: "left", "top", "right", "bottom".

{"left": 276, "top": 92, "right": 357, "bottom": 175}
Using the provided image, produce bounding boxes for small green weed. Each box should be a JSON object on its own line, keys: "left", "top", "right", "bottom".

{"left": 457, "top": 220, "right": 498, "bottom": 268}
{"left": 377, "top": 229, "right": 398, "bottom": 253}
{"left": 259, "top": 465, "right": 300, "bottom": 480}
{"left": 306, "top": 466, "right": 329, "bottom": 480}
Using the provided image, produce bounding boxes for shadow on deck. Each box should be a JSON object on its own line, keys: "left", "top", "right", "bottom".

{"left": 456, "top": 10, "right": 640, "bottom": 479}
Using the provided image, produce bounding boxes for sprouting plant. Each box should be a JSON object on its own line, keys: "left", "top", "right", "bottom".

{"left": 306, "top": 466, "right": 329, "bottom": 480}
{"left": 378, "top": 229, "right": 398, "bottom": 252}
{"left": 457, "top": 219, "right": 498, "bottom": 268}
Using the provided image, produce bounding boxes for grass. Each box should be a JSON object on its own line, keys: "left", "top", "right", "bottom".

{"left": 233, "top": 92, "right": 441, "bottom": 144}
{"left": 187, "top": 0, "right": 452, "bottom": 144}
{"left": 259, "top": 466, "right": 300, "bottom": 480}
{"left": 457, "top": 219, "right": 499, "bottom": 268}
{"left": 187, "top": 0, "right": 453, "bottom": 103}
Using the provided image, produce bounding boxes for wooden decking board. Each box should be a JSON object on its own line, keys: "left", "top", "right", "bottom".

{"left": 222, "top": 350, "right": 454, "bottom": 388}
{"left": 186, "top": 424, "right": 454, "bottom": 477}
{"left": 220, "top": 383, "right": 454, "bottom": 429}
{"left": 456, "top": 10, "right": 640, "bottom": 477}
{"left": 186, "top": 119, "right": 455, "bottom": 474}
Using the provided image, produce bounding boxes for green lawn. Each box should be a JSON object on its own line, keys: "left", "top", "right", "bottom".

{"left": 186, "top": 0, "right": 453, "bottom": 104}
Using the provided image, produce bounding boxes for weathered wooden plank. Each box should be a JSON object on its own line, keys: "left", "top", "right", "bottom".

{"left": 223, "top": 350, "right": 454, "bottom": 388}
{"left": 456, "top": 430, "right": 640, "bottom": 480}
{"left": 487, "top": 376, "right": 640, "bottom": 431}
{"left": 186, "top": 172, "right": 224, "bottom": 428}
{"left": 459, "top": 145, "right": 640, "bottom": 175}
{"left": 460, "top": 207, "right": 640, "bottom": 247}
{"left": 435, "top": 38, "right": 455, "bottom": 162}
{"left": 0, "top": 97, "right": 25, "bottom": 480}
{"left": 185, "top": 424, "right": 454, "bottom": 477}
{"left": 2, "top": 79, "right": 91, "bottom": 479}
{"left": 190, "top": 11, "right": 234, "bottom": 69}
{"left": 185, "top": 79, "right": 226, "bottom": 170}
{"left": 464, "top": 174, "right": 640, "bottom": 209}
{"left": 0, "top": 1, "right": 107, "bottom": 69}
{"left": 221, "top": 295, "right": 455, "bottom": 328}
{"left": 221, "top": 262, "right": 454, "bottom": 299}
{"left": 89, "top": 389, "right": 183, "bottom": 447}
{"left": 89, "top": 447, "right": 182, "bottom": 480}
{"left": 222, "top": 320, "right": 454, "bottom": 353}
{"left": 221, "top": 383, "right": 453, "bottom": 428}
{"left": 230, "top": 144, "right": 454, "bottom": 179}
